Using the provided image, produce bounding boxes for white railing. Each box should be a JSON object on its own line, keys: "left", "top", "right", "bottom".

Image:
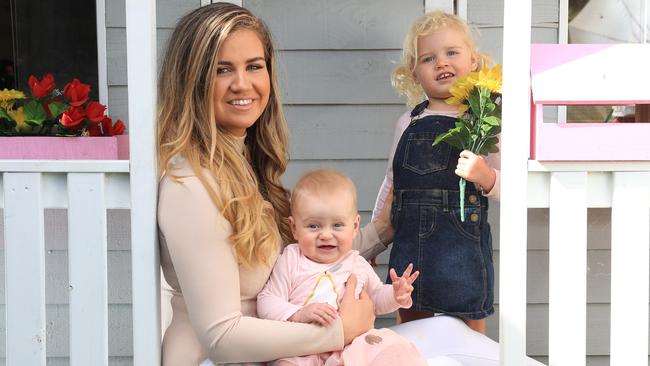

{"left": 1, "top": 160, "right": 129, "bottom": 365}
{"left": 527, "top": 162, "right": 650, "bottom": 366}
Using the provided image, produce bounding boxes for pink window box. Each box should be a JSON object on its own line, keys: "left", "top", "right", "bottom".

{"left": 530, "top": 44, "right": 650, "bottom": 161}
{"left": 0, "top": 135, "right": 129, "bottom": 160}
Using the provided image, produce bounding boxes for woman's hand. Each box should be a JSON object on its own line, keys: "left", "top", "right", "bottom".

{"left": 455, "top": 150, "right": 496, "bottom": 193}
{"left": 339, "top": 274, "right": 375, "bottom": 345}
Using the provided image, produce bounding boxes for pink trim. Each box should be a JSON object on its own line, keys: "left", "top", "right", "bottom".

{"left": 531, "top": 123, "right": 650, "bottom": 161}
{"left": 0, "top": 136, "right": 130, "bottom": 160}
{"left": 530, "top": 44, "right": 611, "bottom": 75}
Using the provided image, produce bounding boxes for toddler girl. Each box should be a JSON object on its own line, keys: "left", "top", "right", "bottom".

{"left": 373, "top": 11, "right": 500, "bottom": 334}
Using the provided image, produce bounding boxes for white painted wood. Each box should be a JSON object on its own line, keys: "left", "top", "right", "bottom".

{"left": 200, "top": 0, "right": 211, "bottom": 6}
{"left": 456, "top": 0, "right": 468, "bottom": 19}
{"left": 610, "top": 172, "right": 650, "bottom": 366}
{"left": 0, "top": 160, "right": 128, "bottom": 173}
{"left": 125, "top": 0, "right": 161, "bottom": 364}
{"left": 556, "top": 0, "right": 568, "bottom": 124}
{"left": 425, "top": 0, "right": 453, "bottom": 14}
{"left": 527, "top": 171, "right": 614, "bottom": 209}
{"left": 0, "top": 304, "right": 133, "bottom": 357}
{"left": 0, "top": 250, "right": 133, "bottom": 304}
{"left": 218, "top": 0, "right": 242, "bottom": 6}
{"left": 467, "top": 0, "right": 558, "bottom": 26}
{"left": 67, "top": 173, "right": 108, "bottom": 366}
{"left": 529, "top": 160, "right": 650, "bottom": 172}
{"left": 96, "top": 0, "right": 109, "bottom": 107}
{"left": 500, "top": 0, "right": 532, "bottom": 364}
{"left": 548, "top": 172, "right": 587, "bottom": 366}
{"left": 486, "top": 303, "right": 634, "bottom": 357}
{"left": 0, "top": 173, "right": 129, "bottom": 209}
{"left": 3, "top": 173, "right": 46, "bottom": 366}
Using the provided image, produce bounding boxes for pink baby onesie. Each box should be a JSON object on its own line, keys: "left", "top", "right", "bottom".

{"left": 257, "top": 244, "right": 427, "bottom": 366}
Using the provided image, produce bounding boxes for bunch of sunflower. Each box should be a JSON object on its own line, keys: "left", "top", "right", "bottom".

{"left": 433, "top": 64, "right": 502, "bottom": 221}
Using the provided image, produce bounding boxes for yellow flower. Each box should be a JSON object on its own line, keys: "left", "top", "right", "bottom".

{"left": 0, "top": 88, "right": 25, "bottom": 110}
{"left": 446, "top": 71, "right": 478, "bottom": 106}
{"left": 7, "top": 106, "right": 30, "bottom": 131}
{"left": 474, "top": 65, "right": 502, "bottom": 94}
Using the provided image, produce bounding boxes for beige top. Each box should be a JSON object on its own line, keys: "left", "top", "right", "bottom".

{"left": 158, "top": 136, "right": 388, "bottom": 365}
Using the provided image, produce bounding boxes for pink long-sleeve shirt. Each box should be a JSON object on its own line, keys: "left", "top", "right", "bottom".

{"left": 257, "top": 244, "right": 409, "bottom": 322}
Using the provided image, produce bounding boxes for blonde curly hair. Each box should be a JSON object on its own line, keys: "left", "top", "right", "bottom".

{"left": 393, "top": 11, "right": 493, "bottom": 107}
{"left": 158, "top": 3, "right": 292, "bottom": 267}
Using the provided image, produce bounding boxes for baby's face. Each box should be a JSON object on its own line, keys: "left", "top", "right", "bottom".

{"left": 290, "top": 190, "right": 360, "bottom": 264}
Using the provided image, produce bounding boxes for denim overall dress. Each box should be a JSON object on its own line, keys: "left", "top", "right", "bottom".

{"left": 387, "top": 101, "right": 494, "bottom": 320}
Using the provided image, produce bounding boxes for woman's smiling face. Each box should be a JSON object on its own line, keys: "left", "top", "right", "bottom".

{"left": 213, "top": 29, "right": 270, "bottom": 136}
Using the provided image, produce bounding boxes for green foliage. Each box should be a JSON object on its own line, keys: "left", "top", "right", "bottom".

{"left": 433, "top": 86, "right": 501, "bottom": 157}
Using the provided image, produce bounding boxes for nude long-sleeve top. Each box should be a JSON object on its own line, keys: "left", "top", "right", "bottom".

{"left": 158, "top": 138, "right": 390, "bottom": 365}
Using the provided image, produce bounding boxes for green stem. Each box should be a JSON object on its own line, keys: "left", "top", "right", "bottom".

{"left": 459, "top": 178, "right": 466, "bottom": 222}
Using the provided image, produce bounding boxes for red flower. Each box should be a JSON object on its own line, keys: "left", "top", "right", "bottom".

{"left": 112, "top": 120, "right": 126, "bottom": 135}
{"left": 101, "top": 117, "right": 126, "bottom": 136}
{"left": 84, "top": 101, "right": 106, "bottom": 122}
{"left": 60, "top": 107, "right": 86, "bottom": 129}
{"left": 87, "top": 123, "right": 103, "bottom": 136}
{"left": 63, "top": 79, "right": 90, "bottom": 107}
{"left": 28, "top": 74, "right": 56, "bottom": 98}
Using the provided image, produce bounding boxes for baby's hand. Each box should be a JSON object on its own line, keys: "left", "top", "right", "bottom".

{"left": 455, "top": 150, "right": 496, "bottom": 193}
{"left": 389, "top": 263, "right": 419, "bottom": 308}
{"left": 288, "top": 303, "right": 338, "bottom": 326}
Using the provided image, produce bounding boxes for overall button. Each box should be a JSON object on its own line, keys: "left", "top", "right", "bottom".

{"left": 470, "top": 213, "right": 479, "bottom": 222}
{"left": 468, "top": 194, "right": 478, "bottom": 204}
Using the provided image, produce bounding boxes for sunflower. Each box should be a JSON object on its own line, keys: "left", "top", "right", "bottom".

{"left": 446, "top": 71, "right": 478, "bottom": 107}
{"left": 0, "top": 88, "right": 25, "bottom": 110}
{"left": 474, "top": 64, "right": 502, "bottom": 94}
{"left": 6, "top": 106, "right": 29, "bottom": 131}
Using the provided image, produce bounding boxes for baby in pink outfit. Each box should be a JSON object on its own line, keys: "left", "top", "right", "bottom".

{"left": 257, "top": 169, "right": 428, "bottom": 366}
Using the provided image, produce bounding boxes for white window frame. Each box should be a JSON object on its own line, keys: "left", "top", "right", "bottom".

{"left": 425, "top": 0, "right": 467, "bottom": 18}
{"left": 96, "top": 0, "right": 108, "bottom": 107}
{"left": 202, "top": 0, "right": 243, "bottom": 6}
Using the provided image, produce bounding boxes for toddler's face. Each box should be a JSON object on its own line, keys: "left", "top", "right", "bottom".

{"left": 412, "top": 25, "right": 477, "bottom": 101}
{"left": 290, "top": 190, "right": 360, "bottom": 264}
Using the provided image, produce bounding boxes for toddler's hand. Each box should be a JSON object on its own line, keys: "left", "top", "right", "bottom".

{"left": 455, "top": 150, "right": 496, "bottom": 193}
{"left": 289, "top": 303, "right": 338, "bottom": 326}
{"left": 389, "top": 263, "right": 419, "bottom": 308}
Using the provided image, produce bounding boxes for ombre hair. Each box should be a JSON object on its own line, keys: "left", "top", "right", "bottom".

{"left": 392, "top": 11, "right": 493, "bottom": 107}
{"left": 158, "top": 3, "right": 292, "bottom": 267}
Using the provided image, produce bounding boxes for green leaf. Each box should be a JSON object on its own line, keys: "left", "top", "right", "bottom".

{"left": 0, "top": 109, "right": 11, "bottom": 121}
{"left": 483, "top": 116, "right": 500, "bottom": 126}
{"left": 23, "top": 100, "right": 46, "bottom": 126}
{"left": 433, "top": 126, "right": 469, "bottom": 150}
{"left": 48, "top": 102, "right": 68, "bottom": 118}
{"left": 485, "top": 100, "right": 496, "bottom": 113}
{"left": 467, "top": 92, "right": 481, "bottom": 118}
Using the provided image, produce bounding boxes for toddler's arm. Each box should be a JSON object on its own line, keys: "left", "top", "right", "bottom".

{"left": 455, "top": 148, "right": 500, "bottom": 200}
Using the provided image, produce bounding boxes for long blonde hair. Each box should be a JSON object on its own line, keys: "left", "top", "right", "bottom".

{"left": 158, "top": 3, "right": 292, "bottom": 267}
{"left": 393, "top": 11, "right": 493, "bottom": 107}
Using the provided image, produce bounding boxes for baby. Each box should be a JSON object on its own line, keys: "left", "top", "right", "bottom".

{"left": 256, "top": 168, "right": 427, "bottom": 366}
